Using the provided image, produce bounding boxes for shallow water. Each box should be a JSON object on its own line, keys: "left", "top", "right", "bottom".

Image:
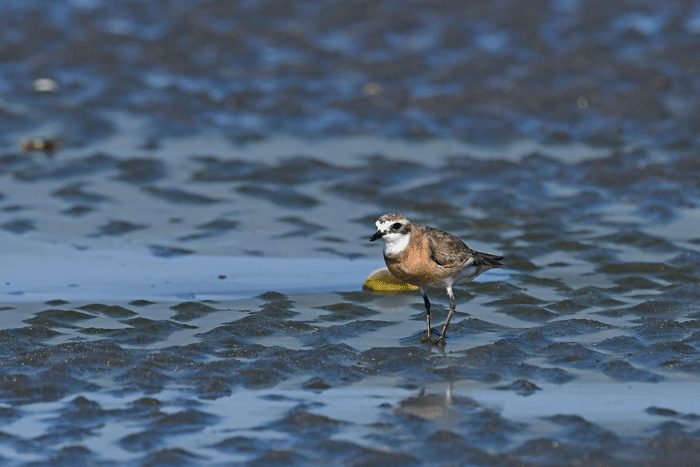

{"left": 3, "top": 1, "right": 700, "bottom": 466}
{"left": 2, "top": 134, "right": 700, "bottom": 466}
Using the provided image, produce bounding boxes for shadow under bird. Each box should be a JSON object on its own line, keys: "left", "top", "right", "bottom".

{"left": 370, "top": 213, "right": 505, "bottom": 345}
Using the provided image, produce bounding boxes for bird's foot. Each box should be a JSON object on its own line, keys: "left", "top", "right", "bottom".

{"left": 421, "top": 329, "right": 445, "bottom": 345}
{"left": 420, "top": 334, "right": 435, "bottom": 344}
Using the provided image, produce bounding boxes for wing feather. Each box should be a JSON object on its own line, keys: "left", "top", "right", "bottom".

{"left": 423, "top": 225, "right": 505, "bottom": 269}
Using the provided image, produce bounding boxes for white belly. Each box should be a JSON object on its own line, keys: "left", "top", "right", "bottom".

{"left": 431, "top": 264, "right": 492, "bottom": 288}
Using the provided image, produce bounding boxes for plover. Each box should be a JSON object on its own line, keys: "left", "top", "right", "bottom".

{"left": 370, "top": 213, "right": 504, "bottom": 345}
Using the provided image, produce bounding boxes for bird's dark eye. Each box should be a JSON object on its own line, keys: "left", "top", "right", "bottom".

{"left": 392, "top": 222, "right": 402, "bottom": 230}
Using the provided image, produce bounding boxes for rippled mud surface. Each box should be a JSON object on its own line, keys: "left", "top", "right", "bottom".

{"left": 2, "top": 0, "right": 700, "bottom": 146}
{"left": 4, "top": 288, "right": 700, "bottom": 467}
{"left": 3, "top": 0, "right": 700, "bottom": 466}
{"left": 2, "top": 138, "right": 700, "bottom": 466}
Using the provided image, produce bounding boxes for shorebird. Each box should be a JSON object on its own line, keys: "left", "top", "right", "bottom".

{"left": 370, "top": 213, "right": 504, "bottom": 345}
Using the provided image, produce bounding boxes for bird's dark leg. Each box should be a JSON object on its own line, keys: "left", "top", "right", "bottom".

{"left": 435, "top": 286, "right": 456, "bottom": 345}
{"left": 420, "top": 287, "right": 432, "bottom": 341}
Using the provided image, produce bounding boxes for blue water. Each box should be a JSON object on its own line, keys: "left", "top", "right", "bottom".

{"left": 2, "top": 1, "right": 700, "bottom": 465}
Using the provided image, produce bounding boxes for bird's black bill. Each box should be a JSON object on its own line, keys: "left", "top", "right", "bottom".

{"left": 369, "top": 231, "right": 384, "bottom": 242}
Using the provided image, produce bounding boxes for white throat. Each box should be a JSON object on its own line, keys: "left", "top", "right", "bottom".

{"left": 383, "top": 233, "right": 410, "bottom": 256}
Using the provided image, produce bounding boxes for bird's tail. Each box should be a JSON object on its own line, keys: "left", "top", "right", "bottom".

{"left": 476, "top": 252, "right": 506, "bottom": 269}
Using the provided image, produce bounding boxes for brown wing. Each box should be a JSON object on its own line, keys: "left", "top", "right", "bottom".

{"left": 423, "top": 225, "right": 505, "bottom": 269}
{"left": 422, "top": 226, "right": 472, "bottom": 267}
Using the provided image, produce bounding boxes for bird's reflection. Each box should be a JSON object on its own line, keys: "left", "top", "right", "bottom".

{"left": 394, "top": 384, "right": 462, "bottom": 420}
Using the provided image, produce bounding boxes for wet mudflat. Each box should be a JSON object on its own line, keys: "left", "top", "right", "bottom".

{"left": 2, "top": 0, "right": 700, "bottom": 465}
{"left": 2, "top": 139, "right": 700, "bottom": 466}
{"left": 4, "top": 286, "right": 700, "bottom": 467}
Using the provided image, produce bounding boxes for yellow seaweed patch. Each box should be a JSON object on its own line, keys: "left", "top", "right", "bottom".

{"left": 363, "top": 268, "right": 419, "bottom": 293}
